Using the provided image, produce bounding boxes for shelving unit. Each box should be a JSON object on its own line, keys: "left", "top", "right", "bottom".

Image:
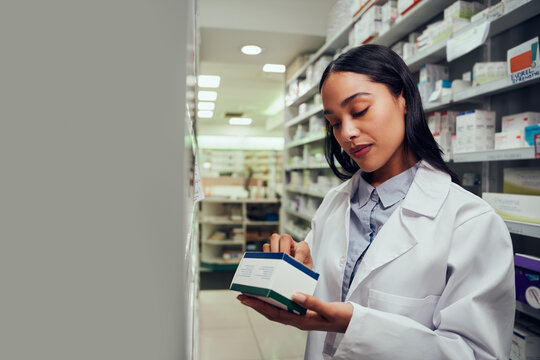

{"left": 282, "top": 0, "right": 540, "bottom": 326}
{"left": 199, "top": 198, "right": 280, "bottom": 271}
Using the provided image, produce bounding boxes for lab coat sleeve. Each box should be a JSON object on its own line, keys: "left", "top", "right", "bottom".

{"left": 332, "top": 210, "right": 515, "bottom": 360}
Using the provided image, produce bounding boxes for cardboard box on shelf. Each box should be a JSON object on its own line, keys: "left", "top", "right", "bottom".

{"left": 482, "top": 193, "right": 540, "bottom": 224}
{"left": 504, "top": 168, "right": 540, "bottom": 195}
{"left": 455, "top": 110, "right": 496, "bottom": 153}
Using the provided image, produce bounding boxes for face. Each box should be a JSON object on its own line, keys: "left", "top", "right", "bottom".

{"left": 321, "top": 71, "right": 414, "bottom": 184}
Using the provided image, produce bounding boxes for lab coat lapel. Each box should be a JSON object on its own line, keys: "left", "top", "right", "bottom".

{"left": 345, "top": 161, "right": 450, "bottom": 300}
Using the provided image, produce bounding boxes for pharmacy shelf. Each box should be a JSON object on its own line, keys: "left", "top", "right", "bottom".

{"left": 286, "top": 0, "right": 378, "bottom": 87}
{"left": 453, "top": 76, "right": 540, "bottom": 103}
{"left": 202, "top": 197, "right": 280, "bottom": 204}
{"left": 285, "top": 185, "right": 327, "bottom": 199}
{"left": 289, "top": 85, "right": 319, "bottom": 107}
{"left": 283, "top": 225, "right": 308, "bottom": 242}
{"left": 453, "top": 147, "right": 535, "bottom": 163}
{"left": 285, "top": 104, "right": 324, "bottom": 128}
{"left": 286, "top": 133, "right": 326, "bottom": 149}
{"left": 504, "top": 220, "right": 540, "bottom": 239}
{"left": 285, "top": 208, "right": 315, "bottom": 222}
{"left": 402, "top": 0, "right": 540, "bottom": 72}
{"left": 516, "top": 301, "right": 540, "bottom": 321}
{"left": 371, "top": 0, "right": 455, "bottom": 48}
{"left": 200, "top": 219, "right": 243, "bottom": 225}
{"left": 285, "top": 162, "right": 329, "bottom": 171}
{"left": 245, "top": 221, "right": 280, "bottom": 226}
{"left": 202, "top": 239, "right": 245, "bottom": 246}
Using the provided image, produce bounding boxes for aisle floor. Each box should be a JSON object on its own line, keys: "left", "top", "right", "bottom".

{"left": 199, "top": 290, "right": 307, "bottom": 360}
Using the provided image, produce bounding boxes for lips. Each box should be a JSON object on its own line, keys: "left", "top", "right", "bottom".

{"left": 350, "top": 144, "right": 372, "bottom": 158}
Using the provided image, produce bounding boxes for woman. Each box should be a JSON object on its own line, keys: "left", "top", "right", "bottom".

{"left": 237, "top": 45, "right": 515, "bottom": 359}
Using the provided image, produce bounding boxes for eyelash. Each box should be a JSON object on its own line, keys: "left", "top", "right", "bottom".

{"left": 328, "top": 107, "right": 370, "bottom": 129}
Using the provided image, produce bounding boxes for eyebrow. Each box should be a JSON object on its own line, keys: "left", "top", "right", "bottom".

{"left": 323, "top": 92, "right": 371, "bottom": 115}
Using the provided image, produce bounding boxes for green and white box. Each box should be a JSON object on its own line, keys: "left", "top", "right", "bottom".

{"left": 504, "top": 168, "right": 540, "bottom": 196}
{"left": 483, "top": 193, "right": 540, "bottom": 224}
{"left": 230, "top": 252, "right": 319, "bottom": 315}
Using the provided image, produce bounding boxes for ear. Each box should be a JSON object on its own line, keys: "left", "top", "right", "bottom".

{"left": 398, "top": 93, "right": 407, "bottom": 115}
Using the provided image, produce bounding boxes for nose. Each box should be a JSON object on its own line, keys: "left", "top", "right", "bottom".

{"left": 340, "top": 117, "right": 360, "bottom": 141}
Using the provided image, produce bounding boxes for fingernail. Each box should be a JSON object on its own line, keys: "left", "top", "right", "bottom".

{"left": 291, "top": 293, "right": 306, "bottom": 303}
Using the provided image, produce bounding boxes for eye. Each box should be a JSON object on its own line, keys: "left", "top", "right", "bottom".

{"left": 327, "top": 120, "right": 341, "bottom": 129}
{"left": 352, "top": 107, "right": 369, "bottom": 118}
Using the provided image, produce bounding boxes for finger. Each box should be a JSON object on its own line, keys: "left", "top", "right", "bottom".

{"left": 291, "top": 292, "right": 329, "bottom": 317}
{"left": 240, "top": 295, "right": 299, "bottom": 323}
{"left": 270, "top": 233, "right": 281, "bottom": 252}
{"left": 294, "top": 241, "right": 312, "bottom": 268}
{"left": 279, "top": 234, "right": 294, "bottom": 255}
{"left": 262, "top": 243, "right": 270, "bottom": 252}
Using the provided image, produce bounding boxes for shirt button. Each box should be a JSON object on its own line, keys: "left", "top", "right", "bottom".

{"left": 339, "top": 256, "right": 346, "bottom": 266}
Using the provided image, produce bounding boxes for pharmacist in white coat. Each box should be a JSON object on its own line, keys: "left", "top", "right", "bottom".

{"left": 237, "top": 45, "right": 515, "bottom": 360}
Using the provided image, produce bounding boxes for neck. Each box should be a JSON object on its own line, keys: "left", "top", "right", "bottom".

{"left": 371, "top": 151, "right": 418, "bottom": 187}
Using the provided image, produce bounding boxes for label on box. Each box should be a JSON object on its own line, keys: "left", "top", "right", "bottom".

{"left": 508, "top": 37, "right": 540, "bottom": 84}
{"left": 536, "top": 134, "right": 540, "bottom": 158}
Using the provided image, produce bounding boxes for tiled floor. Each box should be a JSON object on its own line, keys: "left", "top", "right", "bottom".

{"left": 198, "top": 290, "right": 307, "bottom": 360}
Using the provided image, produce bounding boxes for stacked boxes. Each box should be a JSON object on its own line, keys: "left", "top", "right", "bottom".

{"left": 511, "top": 321, "right": 540, "bottom": 360}
{"left": 354, "top": 5, "right": 382, "bottom": 44}
{"left": 430, "top": 111, "right": 458, "bottom": 156}
{"left": 455, "top": 110, "right": 495, "bottom": 153}
{"left": 444, "top": 1, "right": 485, "bottom": 20}
{"left": 417, "top": 64, "right": 449, "bottom": 102}
{"left": 472, "top": 62, "right": 507, "bottom": 86}
{"left": 381, "top": 1, "right": 398, "bottom": 33}
{"left": 495, "top": 112, "right": 540, "bottom": 150}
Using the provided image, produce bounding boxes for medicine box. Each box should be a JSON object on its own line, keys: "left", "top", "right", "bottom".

{"left": 504, "top": 168, "right": 540, "bottom": 196}
{"left": 495, "top": 129, "right": 528, "bottom": 150}
{"left": 507, "top": 37, "right": 539, "bottom": 84}
{"left": 525, "top": 125, "right": 540, "bottom": 147}
{"left": 472, "top": 62, "right": 507, "bottom": 86}
{"left": 511, "top": 320, "right": 540, "bottom": 360}
{"left": 455, "top": 110, "right": 496, "bottom": 153}
{"left": 502, "top": 112, "right": 540, "bottom": 132}
{"left": 514, "top": 254, "right": 540, "bottom": 310}
{"left": 230, "top": 252, "right": 319, "bottom": 315}
{"left": 482, "top": 193, "right": 540, "bottom": 224}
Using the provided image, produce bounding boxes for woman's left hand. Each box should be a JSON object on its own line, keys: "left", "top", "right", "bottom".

{"left": 237, "top": 292, "right": 353, "bottom": 333}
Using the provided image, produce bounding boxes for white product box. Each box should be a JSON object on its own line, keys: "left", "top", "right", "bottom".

{"left": 391, "top": 41, "right": 406, "bottom": 57}
{"left": 472, "top": 62, "right": 507, "bottom": 86}
{"left": 354, "top": 5, "right": 382, "bottom": 44}
{"left": 382, "top": 0, "right": 398, "bottom": 23}
{"left": 230, "top": 252, "right": 319, "bottom": 315}
{"left": 482, "top": 193, "right": 540, "bottom": 224}
{"left": 419, "top": 64, "right": 449, "bottom": 84}
{"left": 444, "top": 1, "right": 472, "bottom": 19}
{"left": 434, "top": 130, "right": 452, "bottom": 156}
{"left": 504, "top": 168, "right": 540, "bottom": 196}
{"left": 428, "top": 112, "right": 442, "bottom": 135}
{"left": 507, "top": 37, "right": 540, "bottom": 84}
{"left": 398, "top": 0, "right": 418, "bottom": 15}
{"left": 502, "top": 112, "right": 540, "bottom": 132}
{"left": 402, "top": 42, "right": 417, "bottom": 59}
{"left": 495, "top": 129, "right": 528, "bottom": 150}
{"left": 471, "top": 7, "right": 489, "bottom": 23}
{"left": 455, "top": 110, "right": 496, "bottom": 153}
{"left": 441, "top": 110, "right": 458, "bottom": 134}
{"left": 511, "top": 322, "right": 540, "bottom": 360}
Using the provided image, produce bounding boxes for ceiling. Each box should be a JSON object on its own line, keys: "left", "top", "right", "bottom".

{"left": 197, "top": 0, "right": 334, "bottom": 137}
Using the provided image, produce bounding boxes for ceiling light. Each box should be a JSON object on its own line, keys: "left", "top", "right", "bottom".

{"left": 241, "top": 45, "right": 262, "bottom": 55}
{"left": 198, "top": 102, "right": 215, "bottom": 111}
{"left": 198, "top": 75, "right": 221, "bottom": 88}
{"left": 263, "top": 64, "right": 286, "bottom": 73}
{"left": 198, "top": 91, "right": 217, "bottom": 101}
{"left": 198, "top": 110, "right": 214, "bottom": 118}
{"left": 229, "top": 117, "right": 252, "bottom": 126}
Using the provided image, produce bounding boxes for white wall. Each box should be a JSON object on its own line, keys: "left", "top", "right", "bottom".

{"left": 1, "top": 1, "right": 190, "bottom": 359}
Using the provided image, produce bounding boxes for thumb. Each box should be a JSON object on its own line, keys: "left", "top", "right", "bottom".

{"left": 291, "top": 292, "right": 328, "bottom": 315}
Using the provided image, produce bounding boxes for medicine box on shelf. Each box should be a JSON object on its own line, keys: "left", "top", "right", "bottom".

{"left": 483, "top": 193, "right": 540, "bottom": 224}
{"left": 230, "top": 252, "right": 319, "bottom": 315}
{"left": 515, "top": 253, "right": 540, "bottom": 310}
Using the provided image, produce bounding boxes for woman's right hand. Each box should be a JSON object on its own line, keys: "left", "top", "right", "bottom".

{"left": 262, "top": 233, "right": 313, "bottom": 270}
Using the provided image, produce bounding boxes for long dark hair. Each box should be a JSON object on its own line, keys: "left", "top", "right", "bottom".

{"left": 320, "top": 44, "right": 460, "bottom": 184}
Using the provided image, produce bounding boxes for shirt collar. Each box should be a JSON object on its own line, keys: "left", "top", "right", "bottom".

{"left": 353, "top": 162, "right": 420, "bottom": 209}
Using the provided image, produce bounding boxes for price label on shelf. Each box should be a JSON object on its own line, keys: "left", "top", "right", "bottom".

{"left": 447, "top": 21, "right": 490, "bottom": 62}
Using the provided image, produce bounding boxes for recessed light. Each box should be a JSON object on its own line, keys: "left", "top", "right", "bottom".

{"left": 263, "top": 64, "right": 286, "bottom": 73}
{"left": 198, "top": 102, "right": 215, "bottom": 111}
{"left": 229, "top": 117, "right": 252, "bottom": 126}
{"left": 198, "top": 75, "right": 221, "bottom": 88}
{"left": 241, "top": 45, "right": 262, "bottom": 55}
{"left": 198, "top": 91, "right": 217, "bottom": 101}
{"left": 198, "top": 110, "right": 214, "bottom": 118}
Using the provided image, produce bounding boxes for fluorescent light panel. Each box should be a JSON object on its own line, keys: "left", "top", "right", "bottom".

{"left": 229, "top": 117, "right": 252, "bottom": 125}
{"left": 198, "top": 102, "right": 215, "bottom": 111}
{"left": 198, "top": 91, "right": 217, "bottom": 101}
{"left": 198, "top": 75, "right": 220, "bottom": 88}
{"left": 198, "top": 110, "right": 214, "bottom": 118}
{"left": 263, "top": 64, "right": 286, "bottom": 73}
{"left": 241, "top": 45, "right": 262, "bottom": 55}
{"left": 198, "top": 135, "right": 284, "bottom": 150}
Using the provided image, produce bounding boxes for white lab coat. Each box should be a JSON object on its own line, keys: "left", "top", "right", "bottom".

{"left": 303, "top": 160, "right": 515, "bottom": 360}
